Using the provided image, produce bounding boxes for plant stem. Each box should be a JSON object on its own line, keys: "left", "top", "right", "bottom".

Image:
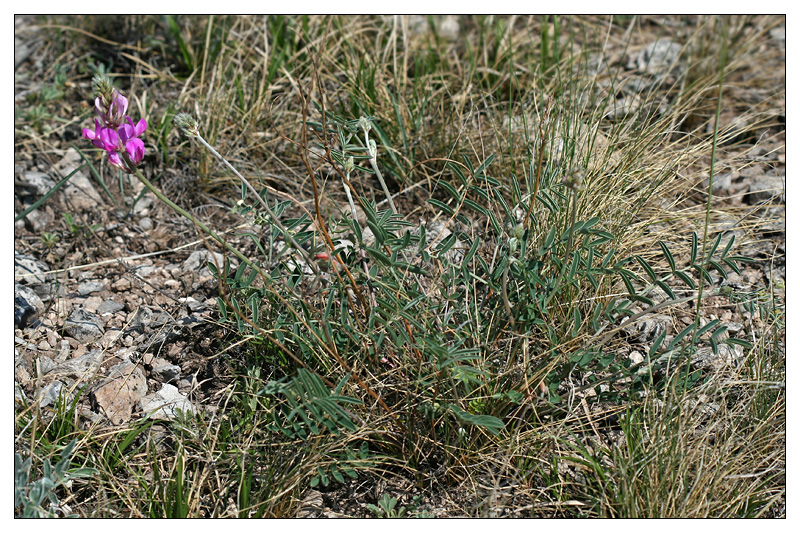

{"left": 368, "top": 156, "right": 398, "bottom": 214}
{"left": 343, "top": 168, "right": 377, "bottom": 308}
{"left": 192, "top": 134, "right": 319, "bottom": 274}
{"left": 363, "top": 125, "right": 398, "bottom": 214}
{"left": 342, "top": 170, "right": 360, "bottom": 221}
{"left": 119, "top": 153, "right": 273, "bottom": 281}
{"left": 544, "top": 186, "right": 579, "bottom": 308}
{"left": 690, "top": 17, "right": 729, "bottom": 351}
{"left": 502, "top": 259, "right": 516, "bottom": 327}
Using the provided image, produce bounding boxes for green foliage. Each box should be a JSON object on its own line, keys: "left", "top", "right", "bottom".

{"left": 309, "top": 442, "right": 370, "bottom": 489}
{"left": 259, "top": 369, "right": 362, "bottom": 439}
{"left": 102, "top": 420, "right": 155, "bottom": 472}
{"left": 15, "top": 439, "right": 95, "bottom": 518}
{"left": 16, "top": 385, "right": 85, "bottom": 448}
{"left": 539, "top": 15, "right": 563, "bottom": 86}
{"left": 366, "top": 493, "right": 432, "bottom": 518}
{"left": 62, "top": 211, "right": 100, "bottom": 238}
{"left": 12, "top": 13, "right": 783, "bottom": 519}
{"left": 41, "top": 231, "right": 60, "bottom": 249}
{"left": 143, "top": 444, "right": 190, "bottom": 518}
{"left": 19, "top": 105, "right": 52, "bottom": 133}
{"left": 212, "top": 99, "right": 754, "bottom": 456}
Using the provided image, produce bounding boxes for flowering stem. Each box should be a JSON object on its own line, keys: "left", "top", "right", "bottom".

{"left": 689, "top": 17, "right": 729, "bottom": 365}
{"left": 502, "top": 260, "right": 515, "bottom": 327}
{"left": 191, "top": 134, "right": 319, "bottom": 274}
{"left": 342, "top": 171, "right": 359, "bottom": 222}
{"left": 361, "top": 121, "right": 398, "bottom": 214}
{"left": 368, "top": 156, "right": 397, "bottom": 214}
{"left": 119, "top": 152, "right": 273, "bottom": 281}
{"left": 342, "top": 164, "right": 377, "bottom": 309}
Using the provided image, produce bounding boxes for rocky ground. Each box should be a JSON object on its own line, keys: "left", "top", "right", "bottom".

{"left": 12, "top": 141, "right": 786, "bottom": 518}
{"left": 13, "top": 141, "right": 785, "bottom": 444}
{"left": 14, "top": 151, "right": 234, "bottom": 427}
{"left": 14, "top": 15, "right": 785, "bottom": 517}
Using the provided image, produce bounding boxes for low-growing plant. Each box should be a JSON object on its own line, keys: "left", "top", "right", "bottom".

{"left": 366, "top": 493, "right": 432, "bottom": 518}
{"left": 40, "top": 231, "right": 60, "bottom": 249}
{"left": 83, "top": 40, "right": 755, "bottom": 467}
{"left": 15, "top": 15, "right": 780, "bottom": 518}
{"left": 15, "top": 439, "right": 95, "bottom": 518}
{"left": 62, "top": 212, "right": 100, "bottom": 238}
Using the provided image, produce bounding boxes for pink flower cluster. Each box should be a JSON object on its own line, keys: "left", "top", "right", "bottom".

{"left": 82, "top": 88, "right": 147, "bottom": 173}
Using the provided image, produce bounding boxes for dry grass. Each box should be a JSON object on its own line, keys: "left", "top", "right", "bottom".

{"left": 14, "top": 15, "right": 784, "bottom": 517}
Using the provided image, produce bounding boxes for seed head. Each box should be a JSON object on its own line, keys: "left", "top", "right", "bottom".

{"left": 174, "top": 113, "right": 200, "bottom": 138}
{"left": 509, "top": 223, "right": 525, "bottom": 240}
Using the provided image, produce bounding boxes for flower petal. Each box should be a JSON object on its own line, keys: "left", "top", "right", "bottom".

{"left": 125, "top": 116, "right": 148, "bottom": 137}
{"left": 109, "top": 92, "right": 128, "bottom": 121}
{"left": 108, "top": 151, "right": 122, "bottom": 166}
{"left": 132, "top": 118, "right": 147, "bottom": 136}
{"left": 118, "top": 123, "right": 133, "bottom": 143}
{"left": 125, "top": 138, "right": 145, "bottom": 164}
{"left": 97, "top": 127, "right": 119, "bottom": 151}
{"left": 94, "top": 97, "right": 105, "bottom": 118}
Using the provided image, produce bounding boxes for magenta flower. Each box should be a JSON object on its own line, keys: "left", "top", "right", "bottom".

{"left": 83, "top": 77, "right": 147, "bottom": 173}
{"left": 107, "top": 151, "right": 126, "bottom": 172}
{"left": 119, "top": 116, "right": 147, "bottom": 142}
{"left": 119, "top": 117, "right": 148, "bottom": 165}
{"left": 82, "top": 119, "right": 119, "bottom": 152}
{"left": 95, "top": 90, "right": 128, "bottom": 128}
{"left": 126, "top": 138, "right": 146, "bottom": 163}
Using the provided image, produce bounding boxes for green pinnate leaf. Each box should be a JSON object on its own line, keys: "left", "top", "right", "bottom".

{"left": 659, "top": 241, "right": 676, "bottom": 272}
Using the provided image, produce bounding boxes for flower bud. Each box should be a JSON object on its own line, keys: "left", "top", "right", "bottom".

{"left": 109, "top": 91, "right": 128, "bottom": 126}
{"left": 368, "top": 139, "right": 377, "bottom": 159}
{"left": 344, "top": 156, "right": 355, "bottom": 175}
{"left": 313, "top": 251, "right": 342, "bottom": 272}
{"left": 508, "top": 237, "right": 519, "bottom": 255}
{"left": 358, "top": 116, "right": 372, "bottom": 133}
{"left": 91, "top": 75, "right": 129, "bottom": 128}
{"left": 91, "top": 75, "right": 115, "bottom": 104}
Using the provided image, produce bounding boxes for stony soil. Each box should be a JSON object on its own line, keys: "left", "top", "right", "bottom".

{"left": 14, "top": 15, "right": 785, "bottom": 517}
